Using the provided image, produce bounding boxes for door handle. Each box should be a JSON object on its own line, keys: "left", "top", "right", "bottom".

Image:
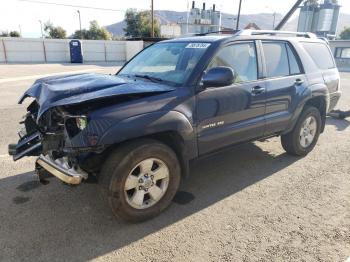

{"left": 251, "top": 86, "right": 265, "bottom": 95}
{"left": 294, "top": 79, "right": 304, "bottom": 86}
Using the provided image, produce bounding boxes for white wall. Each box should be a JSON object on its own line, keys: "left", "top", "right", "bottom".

{"left": 4, "top": 38, "right": 45, "bottom": 63}
{"left": 126, "top": 41, "right": 144, "bottom": 61}
{"left": 0, "top": 39, "right": 5, "bottom": 63}
{"left": 0, "top": 38, "right": 143, "bottom": 63}
{"left": 44, "top": 39, "right": 70, "bottom": 62}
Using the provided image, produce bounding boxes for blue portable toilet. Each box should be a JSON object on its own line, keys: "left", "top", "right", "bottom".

{"left": 69, "top": 40, "right": 83, "bottom": 63}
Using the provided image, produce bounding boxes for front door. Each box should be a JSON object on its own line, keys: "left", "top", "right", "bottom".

{"left": 196, "top": 41, "right": 266, "bottom": 155}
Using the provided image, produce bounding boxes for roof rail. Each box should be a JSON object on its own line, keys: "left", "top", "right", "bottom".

{"left": 235, "top": 30, "right": 318, "bottom": 39}
{"left": 194, "top": 30, "right": 238, "bottom": 36}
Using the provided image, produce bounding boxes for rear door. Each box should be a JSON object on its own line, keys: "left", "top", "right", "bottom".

{"left": 196, "top": 41, "right": 266, "bottom": 155}
{"left": 260, "top": 40, "right": 307, "bottom": 135}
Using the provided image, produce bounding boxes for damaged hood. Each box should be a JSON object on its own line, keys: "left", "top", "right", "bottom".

{"left": 19, "top": 73, "right": 175, "bottom": 119}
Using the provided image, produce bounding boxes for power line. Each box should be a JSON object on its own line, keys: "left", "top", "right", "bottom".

{"left": 18, "top": 0, "right": 128, "bottom": 12}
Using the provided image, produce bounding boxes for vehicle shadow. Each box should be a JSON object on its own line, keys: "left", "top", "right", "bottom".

{"left": 326, "top": 117, "right": 350, "bottom": 131}
{"left": 0, "top": 142, "right": 300, "bottom": 261}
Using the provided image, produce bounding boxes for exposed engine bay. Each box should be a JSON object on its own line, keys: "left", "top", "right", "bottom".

{"left": 8, "top": 73, "right": 175, "bottom": 185}
{"left": 9, "top": 100, "right": 103, "bottom": 184}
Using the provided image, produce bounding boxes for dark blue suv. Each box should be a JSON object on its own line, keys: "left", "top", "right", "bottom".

{"left": 9, "top": 30, "right": 341, "bottom": 221}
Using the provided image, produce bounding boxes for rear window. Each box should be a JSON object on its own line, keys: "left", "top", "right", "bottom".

{"left": 302, "top": 42, "right": 335, "bottom": 70}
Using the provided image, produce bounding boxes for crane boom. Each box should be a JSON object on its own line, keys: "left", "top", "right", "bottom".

{"left": 275, "top": 0, "right": 305, "bottom": 30}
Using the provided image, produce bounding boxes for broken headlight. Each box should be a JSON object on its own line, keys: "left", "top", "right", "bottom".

{"left": 65, "top": 116, "right": 88, "bottom": 137}
{"left": 76, "top": 117, "right": 88, "bottom": 130}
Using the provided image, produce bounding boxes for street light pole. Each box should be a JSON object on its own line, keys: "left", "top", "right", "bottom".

{"left": 151, "top": 0, "right": 154, "bottom": 37}
{"left": 77, "top": 10, "right": 82, "bottom": 39}
{"left": 38, "top": 20, "right": 44, "bottom": 38}
{"left": 236, "top": 0, "right": 243, "bottom": 30}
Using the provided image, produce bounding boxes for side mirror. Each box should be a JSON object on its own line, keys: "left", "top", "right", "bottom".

{"left": 202, "top": 66, "right": 235, "bottom": 88}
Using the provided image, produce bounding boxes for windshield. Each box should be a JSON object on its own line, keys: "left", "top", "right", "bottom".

{"left": 118, "top": 42, "right": 210, "bottom": 86}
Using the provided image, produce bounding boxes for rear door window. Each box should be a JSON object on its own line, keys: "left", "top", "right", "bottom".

{"left": 302, "top": 42, "right": 335, "bottom": 69}
{"left": 262, "top": 42, "right": 289, "bottom": 78}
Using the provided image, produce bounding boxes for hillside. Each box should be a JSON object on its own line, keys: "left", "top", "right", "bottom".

{"left": 105, "top": 10, "right": 350, "bottom": 37}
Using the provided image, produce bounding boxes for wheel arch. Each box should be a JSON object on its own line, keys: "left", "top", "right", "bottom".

{"left": 98, "top": 111, "right": 197, "bottom": 178}
{"left": 284, "top": 83, "right": 328, "bottom": 134}
{"left": 303, "top": 95, "right": 327, "bottom": 132}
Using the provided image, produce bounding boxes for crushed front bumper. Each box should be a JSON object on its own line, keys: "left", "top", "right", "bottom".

{"left": 36, "top": 154, "right": 88, "bottom": 185}
{"left": 8, "top": 132, "right": 42, "bottom": 161}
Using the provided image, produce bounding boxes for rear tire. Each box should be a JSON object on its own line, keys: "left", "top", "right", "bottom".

{"left": 281, "top": 106, "right": 322, "bottom": 156}
{"left": 99, "top": 139, "right": 181, "bottom": 222}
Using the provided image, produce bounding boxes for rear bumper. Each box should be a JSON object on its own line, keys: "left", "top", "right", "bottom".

{"left": 36, "top": 154, "right": 88, "bottom": 185}
{"left": 328, "top": 91, "right": 341, "bottom": 112}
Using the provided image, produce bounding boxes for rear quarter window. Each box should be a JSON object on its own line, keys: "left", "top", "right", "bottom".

{"left": 302, "top": 42, "right": 335, "bottom": 70}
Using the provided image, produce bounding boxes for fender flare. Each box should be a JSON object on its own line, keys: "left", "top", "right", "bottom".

{"left": 283, "top": 83, "right": 329, "bottom": 134}
{"left": 98, "top": 110, "right": 197, "bottom": 161}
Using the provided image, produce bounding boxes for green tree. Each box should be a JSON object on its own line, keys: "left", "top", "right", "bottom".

{"left": 0, "top": 31, "right": 20, "bottom": 37}
{"left": 0, "top": 31, "right": 9, "bottom": 37}
{"left": 340, "top": 27, "right": 350, "bottom": 40}
{"left": 124, "top": 9, "right": 139, "bottom": 37}
{"left": 72, "top": 20, "right": 112, "bottom": 40}
{"left": 44, "top": 21, "right": 67, "bottom": 39}
{"left": 124, "top": 9, "right": 160, "bottom": 38}
{"left": 9, "top": 31, "right": 20, "bottom": 37}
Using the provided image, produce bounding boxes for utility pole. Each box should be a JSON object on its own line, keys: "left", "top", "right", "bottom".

{"left": 19, "top": 25, "right": 22, "bottom": 37}
{"left": 265, "top": 6, "right": 277, "bottom": 30}
{"left": 151, "top": 0, "right": 154, "bottom": 37}
{"left": 39, "top": 20, "right": 44, "bottom": 38}
{"left": 77, "top": 10, "right": 82, "bottom": 39}
{"left": 236, "top": 0, "right": 243, "bottom": 30}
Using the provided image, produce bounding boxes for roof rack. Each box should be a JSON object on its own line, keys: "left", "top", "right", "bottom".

{"left": 194, "top": 30, "right": 238, "bottom": 36}
{"left": 190, "top": 29, "right": 320, "bottom": 40}
{"left": 235, "top": 30, "right": 318, "bottom": 39}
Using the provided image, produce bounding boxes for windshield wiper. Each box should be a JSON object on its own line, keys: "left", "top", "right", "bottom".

{"left": 134, "top": 74, "right": 164, "bottom": 83}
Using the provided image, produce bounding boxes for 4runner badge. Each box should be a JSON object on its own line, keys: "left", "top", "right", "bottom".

{"left": 202, "top": 121, "right": 225, "bottom": 129}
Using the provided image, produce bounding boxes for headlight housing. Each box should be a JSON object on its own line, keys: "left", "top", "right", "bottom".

{"left": 75, "top": 116, "right": 88, "bottom": 130}
{"left": 65, "top": 115, "right": 88, "bottom": 137}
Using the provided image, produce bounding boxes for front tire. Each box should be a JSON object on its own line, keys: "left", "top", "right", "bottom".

{"left": 99, "top": 139, "right": 181, "bottom": 222}
{"left": 281, "top": 106, "right": 322, "bottom": 156}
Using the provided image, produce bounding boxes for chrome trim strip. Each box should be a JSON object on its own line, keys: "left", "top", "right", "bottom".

{"left": 36, "top": 155, "right": 87, "bottom": 185}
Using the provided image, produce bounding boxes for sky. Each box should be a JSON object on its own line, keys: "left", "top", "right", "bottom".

{"left": 1, "top": 0, "right": 350, "bottom": 37}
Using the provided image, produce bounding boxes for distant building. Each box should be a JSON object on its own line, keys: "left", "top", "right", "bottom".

{"left": 297, "top": 0, "right": 340, "bottom": 39}
{"left": 329, "top": 40, "right": 350, "bottom": 72}
{"left": 180, "top": 1, "right": 221, "bottom": 35}
{"left": 161, "top": 24, "right": 181, "bottom": 38}
{"left": 244, "top": 23, "right": 261, "bottom": 30}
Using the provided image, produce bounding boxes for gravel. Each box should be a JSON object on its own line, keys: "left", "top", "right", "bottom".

{"left": 0, "top": 64, "right": 349, "bottom": 262}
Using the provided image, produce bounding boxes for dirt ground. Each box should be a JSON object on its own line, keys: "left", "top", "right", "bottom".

{"left": 0, "top": 64, "right": 349, "bottom": 262}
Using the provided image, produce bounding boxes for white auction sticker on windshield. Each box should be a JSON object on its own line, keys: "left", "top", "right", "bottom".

{"left": 186, "top": 43, "right": 210, "bottom": 49}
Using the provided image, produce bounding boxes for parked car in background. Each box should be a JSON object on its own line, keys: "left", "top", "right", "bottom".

{"left": 9, "top": 30, "right": 341, "bottom": 222}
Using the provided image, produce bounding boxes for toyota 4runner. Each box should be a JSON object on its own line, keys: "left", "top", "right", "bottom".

{"left": 8, "top": 30, "right": 341, "bottom": 222}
